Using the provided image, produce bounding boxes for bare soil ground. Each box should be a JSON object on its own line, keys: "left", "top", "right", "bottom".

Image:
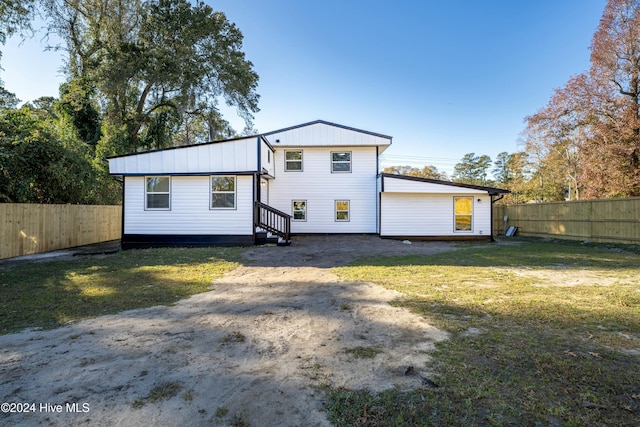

{"left": 0, "top": 236, "right": 456, "bottom": 427}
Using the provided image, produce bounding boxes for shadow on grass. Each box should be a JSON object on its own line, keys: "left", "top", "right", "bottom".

{"left": 351, "top": 238, "right": 640, "bottom": 270}
{"left": 324, "top": 294, "right": 640, "bottom": 426}
{"left": 0, "top": 247, "right": 243, "bottom": 333}
{"left": 327, "top": 239, "right": 640, "bottom": 426}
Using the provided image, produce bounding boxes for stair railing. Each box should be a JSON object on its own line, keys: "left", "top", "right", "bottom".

{"left": 254, "top": 201, "right": 291, "bottom": 242}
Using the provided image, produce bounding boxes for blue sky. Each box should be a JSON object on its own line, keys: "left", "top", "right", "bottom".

{"left": 1, "top": 1, "right": 605, "bottom": 176}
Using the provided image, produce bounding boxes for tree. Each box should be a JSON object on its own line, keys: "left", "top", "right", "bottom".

{"left": 583, "top": 0, "right": 640, "bottom": 197}
{"left": 0, "top": 0, "right": 36, "bottom": 103}
{"left": 523, "top": 75, "right": 585, "bottom": 202}
{"left": 492, "top": 152, "right": 512, "bottom": 185}
{"left": 0, "top": 0, "right": 36, "bottom": 60}
{"left": 0, "top": 105, "right": 96, "bottom": 203}
{"left": 491, "top": 151, "right": 533, "bottom": 204}
{"left": 56, "top": 78, "right": 102, "bottom": 146}
{"left": 43, "top": 0, "right": 259, "bottom": 155}
{"left": 0, "top": 86, "right": 19, "bottom": 109}
{"left": 524, "top": 0, "right": 640, "bottom": 199}
{"left": 503, "top": 152, "right": 532, "bottom": 203}
{"left": 173, "top": 107, "right": 235, "bottom": 145}
{"left": 382, "top": 165, "right": 448, "bottom": 180}
{"left": 452, "top": 153, "right": 492, "bottom": 186}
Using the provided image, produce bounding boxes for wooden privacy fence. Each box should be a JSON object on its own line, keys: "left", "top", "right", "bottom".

{"left": 493, "top": 198, "right": 640, "bottom": 244}
{"left": 0, "top": 204, "right": 122, "bottom": 259}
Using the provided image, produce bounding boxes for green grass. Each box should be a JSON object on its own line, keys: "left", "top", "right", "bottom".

{"left": 331, "top": 238, "right": 640, "bottom": 426}
{"left": 345, "top": 346, "right": 383, "bottom": 359}
{"left": 3, "top": 238, "right": 639, "bottom": 425}
{"left": 0, "top": 247, "right": 242, "bottom": 334}
{"left": 132, "top": 380, "right": 182, "bottom": 408}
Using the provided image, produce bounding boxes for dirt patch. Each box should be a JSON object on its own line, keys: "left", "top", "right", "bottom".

{"left": 0, "top": 236, "right": 455, "bottom": 427}
{"left": 506, "top": 266, "right": 637, "bottom": 287}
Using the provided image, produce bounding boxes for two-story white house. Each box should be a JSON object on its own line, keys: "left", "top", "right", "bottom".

{"left": 106, "top": 120, "right": 508, "bottom": 248}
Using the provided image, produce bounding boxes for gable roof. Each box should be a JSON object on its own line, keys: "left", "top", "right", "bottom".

{"left": 381, "top": 173, "right": 509, "bottom": 195}
{"left": 263, "top": 119, "right": 393, "bottom": 140}
{"left": 105, "top": 119, "right": 390, "bottom": 162}
{"left": 262, "top": 119, "right": 392, "bottom": 152}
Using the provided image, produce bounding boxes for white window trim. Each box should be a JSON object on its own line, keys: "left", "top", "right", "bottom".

{"left": 453, "top": 197, "right": 473, "bottom": 232}
{"left": 145, "top": 176, "right": 171, "bottom": 211}
{"left": 331, "top": 151, "right": 352, "bottom": 173}
{"left": 284, "top": 149, "right": 303, "bottom": 172}
{"left": 335, "top": 200, "right": 350, "bottom": 222}
{"left": 291, "top": 199, "right": 309, "bottom": 222}
{"left": 292, "top": 200, "right": 307, "bottom": 222}
{"left": 210, "top": 175, "right": 237, "bottom": 210}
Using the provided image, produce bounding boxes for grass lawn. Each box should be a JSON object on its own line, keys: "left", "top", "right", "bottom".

{"left": 331, "top": 238, "right": 640, "bottom": 427}
{"left": 0, "top": 247, "right": 243, "bottom": 334}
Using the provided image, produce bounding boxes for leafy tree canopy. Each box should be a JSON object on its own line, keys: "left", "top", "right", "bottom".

{"left": 42, "top": 0, "right": 259, "bottom": 155}
{"left": 0, "top": 0, "right": 36, "bottom": 49}
{"left": 452, "top": 153, "right": 492, "bottom": 186}
{"left": 382, "top": 165, "right": 449, "bottom": 181}
{"left": 524, "top": 0, "right": 640, "bottom": 199}
{"left": 0, "top": 105, "right": 97, "bottom": 203}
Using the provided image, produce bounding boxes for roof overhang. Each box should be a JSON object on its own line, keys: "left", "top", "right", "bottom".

{"left": 380, "top": 173, "right": 510, "bottom": 195}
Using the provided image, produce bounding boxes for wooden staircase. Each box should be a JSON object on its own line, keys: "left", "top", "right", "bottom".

{"left": 254, "top": 202, "right": 292, "bottom": 246}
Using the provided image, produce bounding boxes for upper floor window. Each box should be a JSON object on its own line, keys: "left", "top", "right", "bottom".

{"left": 454, "top": 197, "right": 473, "bottom": 231}
{"left": 145, "top": 176, "right": 170, "bottom": 210}
{"left": 285, "top": 150, "right": 303, "bottom": 171}
{"left": 331, "top": 151, "right": 351, "bottom": 173}
{"left": 211, "top": 176, "right": 236, "bottom": 209}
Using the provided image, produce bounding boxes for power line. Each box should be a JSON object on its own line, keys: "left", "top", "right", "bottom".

{"left": 379, "top": 154, "right": 460, "bottom": 166}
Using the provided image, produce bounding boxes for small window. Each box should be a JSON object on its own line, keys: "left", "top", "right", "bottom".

{"left": 267, "top": 150, "right": 271, "bottom": 163}
{"left": 335, "top": 200, "right": 350, "bottom": 221}
{"left": 145, "top": 176, "right": 170, "bottom": 210}
{"left": 211, "top": 176, "right": 236, "bottom": 209}
{"left": 285, "top": 150, "right": 303, "bottom": 171}
{"left": 292, "top": 200, "right": 307, "bottom": 221}
{"left": 331, "top": 151, "right": 351, "bottom": 173}
{"left": 454, "top": 197, "right": 473, "bottom": 231}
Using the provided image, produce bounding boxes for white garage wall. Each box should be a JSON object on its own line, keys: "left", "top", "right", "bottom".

{"left": 380, "top": 193, "right": 492, "bottom": 237}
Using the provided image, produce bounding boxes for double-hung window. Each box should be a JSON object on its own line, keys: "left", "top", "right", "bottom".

{"left": 331, "top": 151, "right": 351, "bottom": 173}
{"left": 145, "top": 176, "right": 170, "bottom": 210}
{"left": 211, "top": 176, "right": 236, "bottom": 209}
{"left": 454, "top": 197, "right": 473, "bottom": 231}
{"left": 292, "top": 200, "right": 307, "bottom": 221}
{"left": 335, "top": 200, "right": 350, "bottom": 221}
{"left": 285, "top": 150, "right": 303, "bottom": 171}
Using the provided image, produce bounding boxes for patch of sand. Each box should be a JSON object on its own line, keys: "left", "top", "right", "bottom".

{"left": 0, "top": 236, "right": 454, "bottom": 427}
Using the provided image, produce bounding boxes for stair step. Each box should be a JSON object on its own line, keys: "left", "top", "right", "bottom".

{"left": 277, "top": 238, "right": 292, "bottom": 246}
{"left": 255, "top": 231, "right": 290, "bottom": 246}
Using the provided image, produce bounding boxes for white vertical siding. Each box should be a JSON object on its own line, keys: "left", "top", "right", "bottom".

{"left": 124, "top": 175, "right": 254, "bottom": 235}
{"left": 269, "top": 146, "right": 378, "bottom": 233}
{"left": 261, "top": 139, "right": 275, "bottom": 176}
{"left": 383, "top": 176, "right": 486, "bottom": 194}
{"left": 380, "top": 193, "right": 492, "bottom": 237}
{"left": 109, "top": 137, "right": 259, "bottom": 175}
